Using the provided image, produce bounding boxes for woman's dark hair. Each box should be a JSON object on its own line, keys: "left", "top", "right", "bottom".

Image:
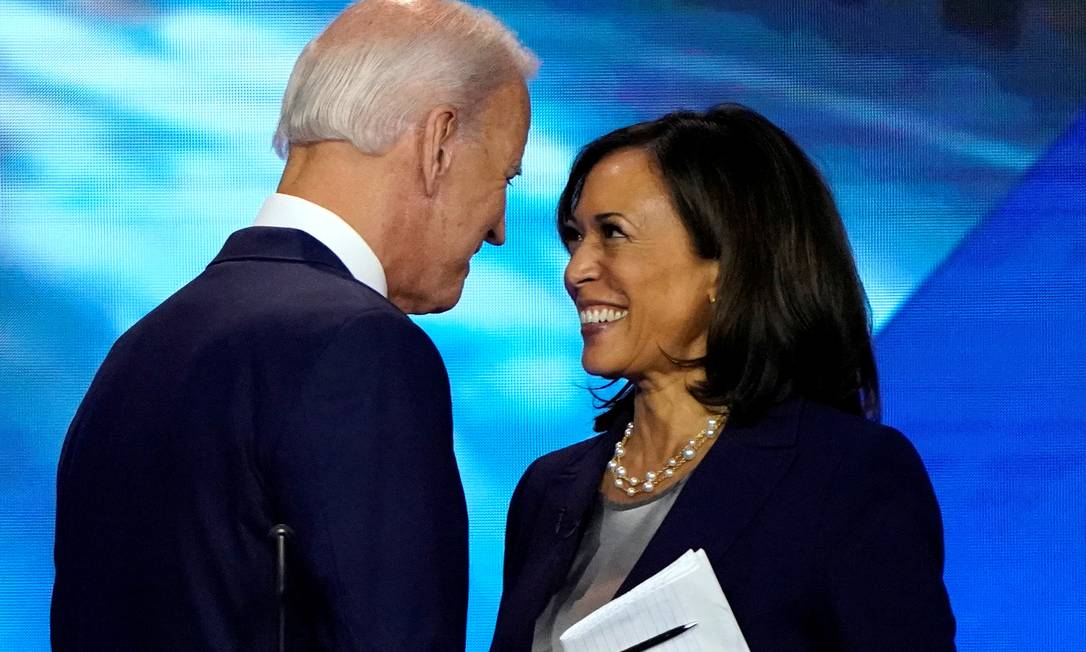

{"left": 557, "top": 104, "right": 879, "bottom": 430}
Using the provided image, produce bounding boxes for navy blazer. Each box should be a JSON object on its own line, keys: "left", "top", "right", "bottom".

{"left": 491, "top": 398, "right": 955, "bottom": 651}
{"left": 52, "top": 227, "right": 468, "bottom": 651}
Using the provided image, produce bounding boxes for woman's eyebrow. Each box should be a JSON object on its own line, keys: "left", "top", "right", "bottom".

{"left": 565, "top": 211, "right": 628, "bottom": 227}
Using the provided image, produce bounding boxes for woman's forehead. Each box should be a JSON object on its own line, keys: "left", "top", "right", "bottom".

{"left": 574, "top": 152, "right": 667, "bottom": 218}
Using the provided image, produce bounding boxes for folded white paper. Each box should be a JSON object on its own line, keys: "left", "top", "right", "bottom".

{"left": 558, "top": 549, "right": 751, "bottom": 652}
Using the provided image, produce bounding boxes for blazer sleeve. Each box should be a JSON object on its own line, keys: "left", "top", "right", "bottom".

{"left": 818, "top": 428, "right": 956, "bottom": 651}
{"left": 267, "top": 311, "right": 467, "bottom": 651}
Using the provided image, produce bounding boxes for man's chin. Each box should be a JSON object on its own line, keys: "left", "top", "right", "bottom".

{"left": 434, "top": 263, "right": 472, "bottom": 312}
{"left": 421, "top": 282, "right": 467, "bottom": 315}
{"left": 426, "top": 301, "right": 456, "bottom": 315}
{"left": 395, "top": 266, "right": 469, "bottom": 315}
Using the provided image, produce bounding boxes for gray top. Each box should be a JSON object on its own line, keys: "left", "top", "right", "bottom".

{"left": 531, "top": 478, "right": 688, "bottom": 652}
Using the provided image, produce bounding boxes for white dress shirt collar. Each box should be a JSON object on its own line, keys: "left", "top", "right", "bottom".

{"left": 253, "top": 193, "right": 388, "bottom": 297}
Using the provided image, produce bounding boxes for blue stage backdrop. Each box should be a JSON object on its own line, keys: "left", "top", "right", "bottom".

{"left": 1, "top": 1, "right": 1084, "bottom": 649}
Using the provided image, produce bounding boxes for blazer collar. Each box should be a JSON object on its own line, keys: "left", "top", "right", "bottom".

{"left": 540, "top": 397, "right": 804, "bottom": 602}
{"left": 208, "top": 226, "right": 354, "bottom": 280}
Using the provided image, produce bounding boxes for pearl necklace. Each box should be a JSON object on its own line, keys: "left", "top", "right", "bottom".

{"left": 607, "top": 408, "right": 730, "bottom": 497}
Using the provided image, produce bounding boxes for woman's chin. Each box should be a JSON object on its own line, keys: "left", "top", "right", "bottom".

{"left": 580, "top": 355, "right": 625, "bottom": 380}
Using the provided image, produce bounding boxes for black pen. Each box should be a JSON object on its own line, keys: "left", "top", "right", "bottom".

{"left": 618, "top": 621, "right": 698, "bottom": 652}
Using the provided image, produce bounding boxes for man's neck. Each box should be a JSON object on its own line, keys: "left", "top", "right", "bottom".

{"left": 278, "top": 141, "right": 414, "bottom": 278}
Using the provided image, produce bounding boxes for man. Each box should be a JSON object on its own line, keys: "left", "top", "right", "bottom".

{"left": 51, "top": 1, "right": 535, "bottom": 649}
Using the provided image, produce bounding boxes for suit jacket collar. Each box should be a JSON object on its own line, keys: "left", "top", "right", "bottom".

{"left": 540, "top": 397, "right": 804, "bottom": 606}
{"left": 251, "top": 194, "right": 388, "bottom": 296}
{"left": 208, "top": 227, "right": 355, "bottom": 281}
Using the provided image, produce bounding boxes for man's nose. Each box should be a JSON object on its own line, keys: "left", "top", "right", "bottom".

{"left": 485, "top": 215, "right": 506, "bottom": 246}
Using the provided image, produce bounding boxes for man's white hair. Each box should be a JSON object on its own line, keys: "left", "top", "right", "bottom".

{"left": 273, "top": 0, "right": 538, "bottom": 158}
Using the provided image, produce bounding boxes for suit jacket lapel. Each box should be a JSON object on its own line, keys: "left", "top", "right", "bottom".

{"left": 614, "top": 398, "right": 804, "bottom": 597}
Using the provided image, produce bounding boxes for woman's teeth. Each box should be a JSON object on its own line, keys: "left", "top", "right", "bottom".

{"left": 579, "top": 308, "right": 629, "bottom": 325}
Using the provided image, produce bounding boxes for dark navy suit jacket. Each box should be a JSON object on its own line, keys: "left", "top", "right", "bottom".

{"left": 492, "top": 398, "right": 955, "bottom": 651}
{"left": 52, "top": 227, "right": 468, "bottom": 651}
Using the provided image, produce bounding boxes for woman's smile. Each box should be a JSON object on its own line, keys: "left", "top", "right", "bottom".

{"left": 577, "top": 304, "right": 630, "bottom": 339}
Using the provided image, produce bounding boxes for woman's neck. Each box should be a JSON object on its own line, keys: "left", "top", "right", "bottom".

{"left": 624, "top": 370, "right": 720, "bottom": 470}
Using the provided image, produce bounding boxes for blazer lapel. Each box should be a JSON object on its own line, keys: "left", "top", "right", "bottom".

{"left": 614, "top": 398, "right": 804, "bottom": 597}
{"left": 515, "top": 428, "right": 621, "bottom": 629}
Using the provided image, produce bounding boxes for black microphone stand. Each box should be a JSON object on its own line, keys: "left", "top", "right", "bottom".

{"left": 269, "top": 524, "right": 294, "bottom": 652}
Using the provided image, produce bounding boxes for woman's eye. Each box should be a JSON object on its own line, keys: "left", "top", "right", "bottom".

{"left": 559, "top": 225, "right": 583, "bottom": 245}
{"left": 601, "top": 223, "right": 626, "bottom": 238}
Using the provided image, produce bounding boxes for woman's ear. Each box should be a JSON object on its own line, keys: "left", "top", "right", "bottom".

{"left": 421, "top": 105, "right": 459, "bottom": 196}
{"left": 705, "top": 258, "right": 721, "bottom": 304}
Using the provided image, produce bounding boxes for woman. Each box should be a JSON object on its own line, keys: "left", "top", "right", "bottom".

{"left": 491, "top": 105, "right": 955, "bottom": 651}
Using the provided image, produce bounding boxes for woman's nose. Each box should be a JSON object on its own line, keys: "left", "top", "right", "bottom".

{"left": 564, "top": 241, "right": 601, "bottom": 294}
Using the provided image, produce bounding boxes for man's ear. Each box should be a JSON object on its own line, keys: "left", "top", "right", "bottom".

{"left": 421, "top": 104, "right": 459, "bottom": 197}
